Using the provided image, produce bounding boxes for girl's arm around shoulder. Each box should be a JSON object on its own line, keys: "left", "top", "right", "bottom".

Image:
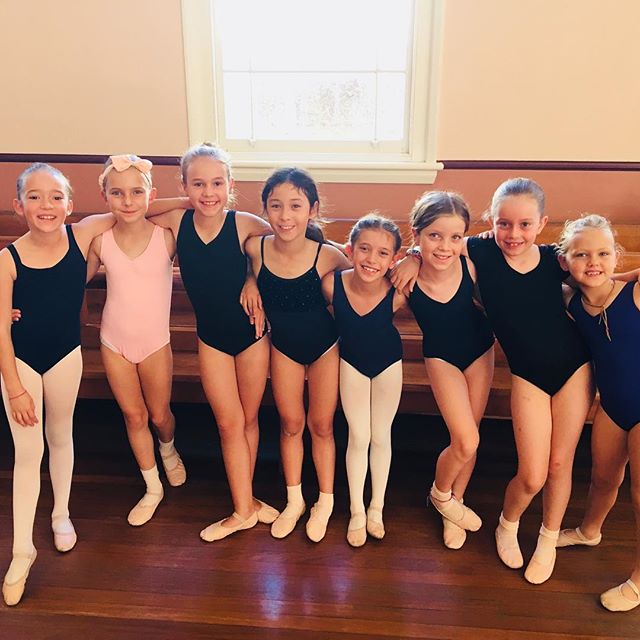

{"left": 236, "top": 211, "right": 272, "bottom": 248}
{"left": 86, "top": 235, "right": 103, "bottom": 283}
{"left": 148, "top": 197, "right": 190, "bottom": 216}
{"left": 72, "top": 213, "right": 115, "bottom": 258}
{"left": 612, "top": 267, "right": 640, "bottom": 283}
{"left": 317, "top": 242, "right": 351, "bottom": 277}
{"left": 464, "top": 255, "right": 479, "bottom": 283}
{"left": 244, "top": 234, "right": 264, "bottom": 274}
{"left": 145, "top": 208, "right": 185, "bottom": 239}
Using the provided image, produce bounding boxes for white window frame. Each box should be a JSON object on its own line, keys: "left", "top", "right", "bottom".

{"left": 181, "top": 0, "right": 444, "bottom": 184}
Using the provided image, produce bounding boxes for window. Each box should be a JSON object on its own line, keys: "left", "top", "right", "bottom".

{"left": 182, "top": 0, "right": 444, "bottom": 183}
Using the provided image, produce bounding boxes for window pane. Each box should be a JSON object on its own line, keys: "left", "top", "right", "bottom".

{"left": 377, "top": 73, "right": 407, "bottom": 141}
{"left": 223, "top": 73, "right": 252, "bottom": 139}
{"left": 242, "top": 73, "right": 377, "bottom": 141}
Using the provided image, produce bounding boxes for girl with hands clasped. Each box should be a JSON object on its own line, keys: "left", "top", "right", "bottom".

{"left": 87, "top": 155, "right": 186, "bottom": 528}
{"left": 148, "top": 143, "right": 277, "bottom": 542}
{"left": 322, "top": 215, "right": 405, "bottom": 547}
{"left": 557, "top": 215, "right": 640, "bottom": 612}
{"left": 407, "top": 192, "right": 495, "bottom": 550}
{"left": 246, "top": 168, "right": 350, "bottom": 542}
{"left": 0, "top": 164, "right": 116, "bottom": 606}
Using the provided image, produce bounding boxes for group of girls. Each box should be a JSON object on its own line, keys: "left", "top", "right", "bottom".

{"left": 0, "top": 149, "right": 638, "bottom": 614}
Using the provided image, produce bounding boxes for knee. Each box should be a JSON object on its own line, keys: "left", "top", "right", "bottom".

{"left": 45, "top": 424, "right": 73, "bottom": 449}
{"left": 519, "top": 471, "right": 546, "bottom": 496}
{"left": 149, "top": 407, "right": 173, "bottom": 429}
{"left": 348, "top": 429, "right": 371, "bottom": 452}
{"left": 123, "top": 408, "right": 149, "bottom": 432}
{"left": 450, "top": 433, "right": 479, "bottom": 462}
{"left": 592, "top": 468, "right": 625, "bottom": 494}
{"left": 216, "top": 416, "right": 244, "bottom": 440}
{"left": 308, "top": 417, "right": 334, "bottom": 441}
{"left": 280, "top": 415, "right": 305, "bottom": 438}
{"left": 14, "top": 439, "right": 44, "bottom": 467}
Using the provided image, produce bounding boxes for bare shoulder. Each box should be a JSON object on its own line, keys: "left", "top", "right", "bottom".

{"left": 0, "top": 247, "right": 16, "bottom": 279}
{"left": 633, "top": 282, "right": 640, "bottom": 310}
{"left": 321, "top": 270, "right": 335, "bottom": 303}
{"left": 318, "top": 242, "right": 351, "bottom": 273}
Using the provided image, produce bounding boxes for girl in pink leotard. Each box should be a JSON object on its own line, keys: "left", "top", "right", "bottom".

{"left": 87, "top": 155, "right": 186, "bottom": 526}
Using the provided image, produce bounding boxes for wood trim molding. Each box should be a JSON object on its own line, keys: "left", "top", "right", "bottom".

{"left": 1, "top": 155, "right": 638, "bottom": 172}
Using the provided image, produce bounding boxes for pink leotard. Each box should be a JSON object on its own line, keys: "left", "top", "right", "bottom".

{"left": 100, "top": 224, "right": 173, "bottom": 364}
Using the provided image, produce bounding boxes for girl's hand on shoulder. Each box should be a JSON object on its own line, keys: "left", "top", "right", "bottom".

{"left": 240, "top": 273, "right": 265, "bottom": 338}
{"left": 475, "top": 229, "right": 494, "bottom": 240}
{"left": 390, "top": 254, "right": 420, "bottom": 295}
{"left": 11, "top": 308, "right": 21, "bottom": 323}
{"left": 237, "top": 211, "right": 272, "bottom": 244}
{"left": 9, "top": 390, "right": 38, "bottom": 427}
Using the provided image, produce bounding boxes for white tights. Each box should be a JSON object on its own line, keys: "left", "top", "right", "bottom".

{"left": 341, "top": 359, "right": 402, "bottom": 516}
{"left": 1, "top": 347, "right": 82, "bottom": 557}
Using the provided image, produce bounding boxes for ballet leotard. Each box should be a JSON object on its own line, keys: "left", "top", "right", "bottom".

{"left": 7, "top": 225, "right": 86, "bottom": 374}
{"left": 467, "top": 238, "right": 589, "bottom": 395}
{"left": 408, "top": 256, "right": 494, "bottom": 371}
{"left": 258, "top": 237, "right": 337, "bottom": 365}
{"left": 177, "top": 209, "right": 262, "bottom": 356}
{"left": 568, "top": 283, "right": 640, "bottom": 431}
{"left": 332, "top": 271, "right": 402, "bottom": 379}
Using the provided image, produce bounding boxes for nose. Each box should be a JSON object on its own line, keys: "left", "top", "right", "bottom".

{"left": 123, "top": 191, "right": 133, "bottom": 205}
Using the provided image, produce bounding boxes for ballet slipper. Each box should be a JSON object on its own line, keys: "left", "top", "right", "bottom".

{"left": 271, "top": 502, "right": 306, "bottom": 539}
{"left": 52, "top": 516, "right": 77, "bottom": 553}
{"left": 160, "top": 450, "right": 187, "bottom": 487}
{"left": 347, "top": 513, "right": 367, "bottom": 548}
{"left": 306, "top": 504, "right": 332, "bottom": 543}
{"left": 127, "top": 489, "right": 164, "bottom": 527}
{"left": 495, "top": 513, "right": 524, "bottom": 569}
{"left": 255, "top": 499, "right": 279, "bottom": 524}
{"left": 443, "top": 516, "right": 467, "bottom": 550}
{"left": 556, "top": 526, "right": 602, "bottom": 548}
{"left": 2, "top": 549, "right": 37, "bottom": 607}
{"left": 429, "top": 484, "right": 481, "bottom": 531}
{"left": 601, "top": 579, "right": 640, "bottom": 612}
{"left": 366, "top": 507, "right": 385, "bottom": 540}
{"left": 524, "top": 525, "right": 559, "bottom": 585}
{"left": 200, "top": 511, "right": 258, "bottom": 542}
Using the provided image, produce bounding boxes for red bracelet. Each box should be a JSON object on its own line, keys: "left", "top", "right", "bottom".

{"left": 8, "top": 390, "right": 27, "bottom": 400}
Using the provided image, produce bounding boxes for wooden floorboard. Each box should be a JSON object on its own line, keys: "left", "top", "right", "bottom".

{"left": 0, "top": 402, "right": 638, "bottom": 639}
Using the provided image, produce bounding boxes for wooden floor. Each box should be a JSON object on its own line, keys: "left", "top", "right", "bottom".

{"left": 1, "top": 401, "right": 639, "bottom": 639}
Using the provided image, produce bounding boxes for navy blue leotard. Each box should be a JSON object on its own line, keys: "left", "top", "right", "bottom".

{"left": 7, "top": 225, "right": 86, "bottom": 374}
{"left": 258, "top": 237, "right": 337, "bottom": 365}
{"left": 332, "top": 271, "right": 402, "bottom": 379}
{"left": 568, "top": 283, "right": 640, "bottom": 431}
{"left": 408, "top": 256, "right": 494, "bottom": 371}
{"left": 467, "top": 238, "right": 589, "bottom": 395}
{"left": 177, "top": 209, "right": 263, "bottom": 356}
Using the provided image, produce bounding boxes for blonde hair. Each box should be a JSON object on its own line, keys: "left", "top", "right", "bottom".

{"left": 557, "top": 213, "right": 623, "bottom": 258}
{"left": 180, "top": 142, "right": 232, "bottom": 183}
{"left": 16, "top": 163, "right": 72, "bottom": 200}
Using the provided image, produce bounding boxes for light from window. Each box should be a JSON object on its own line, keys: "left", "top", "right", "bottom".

{"left": 213, "top": 0, "right": 414, "bottom": 150}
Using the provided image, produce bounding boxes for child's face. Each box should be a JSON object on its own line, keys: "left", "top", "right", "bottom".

{"left": 183, "top": 157, "right": 233, "bottom": 217}
{"left": 414, "top": 214, "right": 466, "bottom": 271}
{"left": 492, "top": 195, "right": 548, "bottom": 258}
{"left": 102, "top": 167, "right": 155, "bottom": 223}
{"left": 13, "top": 170, "right": 73, "bottom": 232}
{"left": 265, "top": 182, "right": 317, "bottom": 240}
{"left": 561, "top": 227, "right": 617, "bottom": 289}
{"left": 349, "top": 229, "right": 398, "bottom": 282}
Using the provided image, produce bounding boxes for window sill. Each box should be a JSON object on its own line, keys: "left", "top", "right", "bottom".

{"left": 230, "top": 160, "right": 443, "bottom": 184}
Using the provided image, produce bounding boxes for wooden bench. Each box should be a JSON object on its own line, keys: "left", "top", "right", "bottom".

{"left": 2, "top": 211, "right": 638, "bottom": 418}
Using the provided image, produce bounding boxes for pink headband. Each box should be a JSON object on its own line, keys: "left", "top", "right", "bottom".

{"left": 98, "top": 154, "right": 153, "bottom": 190}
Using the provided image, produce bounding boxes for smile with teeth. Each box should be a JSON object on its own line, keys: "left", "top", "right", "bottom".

{"left": 433, "top": 253, "right": 452, "bottom": 261}
{"left": 585, "top": 270, "right": 603, "bottom": 276}
{"left": 360, "top": 264, "right": 379, "bottom": 274}
{"left": 37, "top": 215, "right": 57, "bottom": 220}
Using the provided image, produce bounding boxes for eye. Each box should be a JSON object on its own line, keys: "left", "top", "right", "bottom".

{"left": 521, "top": 222, "right": 531, "bottom": 228}
{"left": 600, "top": 251, "right": 611, "bottom": 257}
{"left": 214, "top": 181, "right": 224, "bottom": 187}
{"left": 27, "top": 194, "right": 39, "bottom": 200}
{"left": 496, "top": 221, "right": 509, "bottom": 228}
{"left": 452, "top": 234, "right": 462, "bottom": 241}
{"left": 428, "top": 232, "right": 440, "bottom": 239}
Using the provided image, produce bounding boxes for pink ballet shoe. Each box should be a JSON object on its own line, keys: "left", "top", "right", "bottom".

{"left": 200, "top": 511, "right": 258, "bottom": 542}
{"left": 601, "top": 579, "right": 640, "bottom": 612}
{"left": 2, "top": 549, "right": 37, "bottom": 607}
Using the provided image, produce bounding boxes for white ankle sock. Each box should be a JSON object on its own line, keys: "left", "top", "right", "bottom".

{"left": 141, "top": 465, "right": 163, "bottom": 499}
{"left": 314, "top": 492, "right": 334, "bottom": 519}
{"left": 159, "top": 438, "right": 179, "bottom": 469}
{"left": 496, "top": 512, "right": 523, "bottom": 569}
{"left": 281, "top": 484, "right": 304, "bottom": 517}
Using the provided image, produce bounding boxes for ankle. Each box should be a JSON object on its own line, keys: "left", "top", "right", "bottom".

{"left": 431, "top": 483, "right": 452, "bottom": 502}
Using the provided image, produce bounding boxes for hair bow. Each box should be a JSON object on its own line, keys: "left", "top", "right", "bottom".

{"left": 98, "top": 154, "right": 153, "bottom": 189}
